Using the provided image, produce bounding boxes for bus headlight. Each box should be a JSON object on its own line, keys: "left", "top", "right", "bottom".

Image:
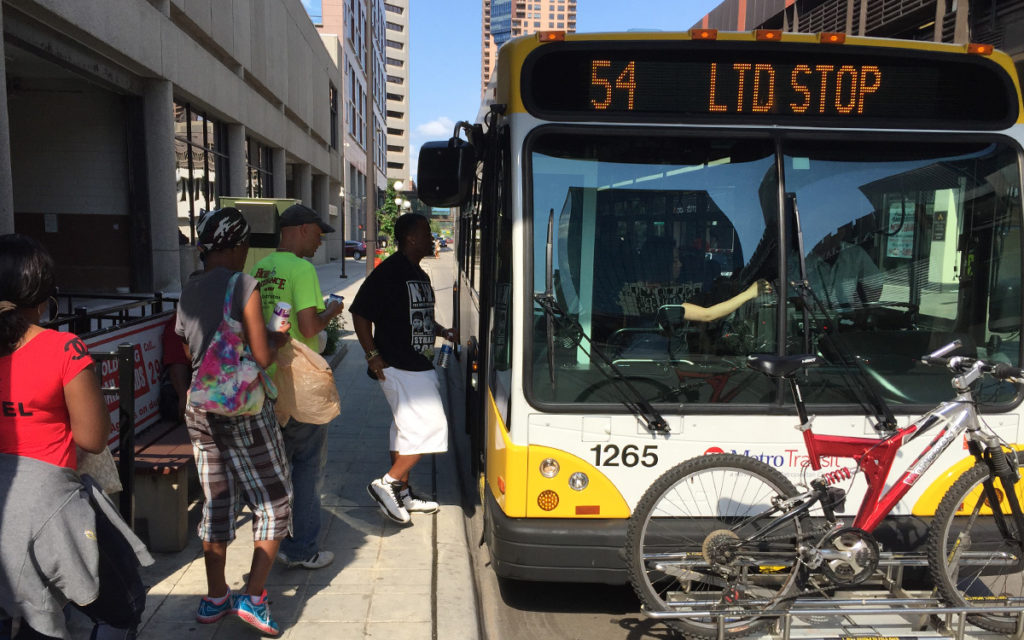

{"left": 568, "top": 472, "right": 589, "bottom": 491}
{"left": 539, "top": 458, "right": 560, "bottom": 478}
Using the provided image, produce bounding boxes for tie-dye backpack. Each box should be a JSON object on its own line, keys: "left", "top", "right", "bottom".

{"left": 187, "top": 272, "right": 277, "bottom": 416}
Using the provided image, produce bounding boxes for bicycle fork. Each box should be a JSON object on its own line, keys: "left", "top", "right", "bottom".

{"left": 971, "top": 436, "right": 1024, "bottom": 560}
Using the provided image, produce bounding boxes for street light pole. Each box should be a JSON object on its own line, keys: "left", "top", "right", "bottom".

{"left": 339, "top": 186, "right": 347, "bottom": 278}
{"left": 364, "top": 0, "right": 377, "bottom": 276}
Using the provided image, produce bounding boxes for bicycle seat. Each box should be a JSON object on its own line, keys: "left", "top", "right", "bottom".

{"left": 746, "top": 354, "right": 825, "bottom": 378}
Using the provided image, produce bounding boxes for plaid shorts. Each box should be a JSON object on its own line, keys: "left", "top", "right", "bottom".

{"left": 186, "top": 401, "right": 292, "bottom": 542}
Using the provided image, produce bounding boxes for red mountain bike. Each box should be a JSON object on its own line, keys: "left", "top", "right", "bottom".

{"left": 625, "top": 341, "right": 1024, "bottom": 639}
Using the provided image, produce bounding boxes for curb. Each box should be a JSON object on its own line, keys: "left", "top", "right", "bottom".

{"left": 327, "top": 338, "right": 350, "bottom": 370}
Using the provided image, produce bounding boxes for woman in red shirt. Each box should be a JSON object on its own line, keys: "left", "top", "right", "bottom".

{"left": 0, "top": 233, "right": 146, "bottom": 639}
{"left": 0, "top": 239, "right": 108, "bottom": 467}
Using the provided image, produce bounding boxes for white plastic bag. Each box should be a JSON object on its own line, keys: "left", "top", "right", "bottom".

{"left": 273, "top": 338, "right": 341, "bottom": 425}
{"left": 77, "top": 445, "right": 123, "bottom": 494}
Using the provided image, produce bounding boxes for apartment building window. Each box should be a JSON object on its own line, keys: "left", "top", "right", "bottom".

{"left": 346, "top": 0, "right": 365, "bottom": 59}
{"left": 386, "top": 39, "right": 403, "bottom": 49}
{"left": 386, "top": 56, "right": 404, "bottom": 67}
{"left": 329, "top": 83, "right": 339, "bottom": 149}
{"left": 377, "top": 124, "right": 386, "bottom": 170}
{"left": 245, "top": 136, "right": 274, "bottom": 198}
{"left": 347, "top": 63, "right": 365, "bottom": 147}
{"left": 174, "top": 101, "right": 227, "bottom": 242}
{"left": 386, "top": 74, "right": 403, "bottom": 85}
{"left": 385, "top": 2, "right": 403, "bottom": 14}
{"left": 386, "top": 21, "right": 403, "bottom": 32}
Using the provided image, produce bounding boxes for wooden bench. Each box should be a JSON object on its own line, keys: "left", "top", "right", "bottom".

{"left": 115, "top": 421, "right": 194, "bottom": 552}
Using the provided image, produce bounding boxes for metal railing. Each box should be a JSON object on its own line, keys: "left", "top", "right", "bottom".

{"left": 43, "top": 291, "right": 175, "bottom": 336}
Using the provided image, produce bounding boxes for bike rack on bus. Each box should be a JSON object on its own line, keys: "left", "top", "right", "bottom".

{"left": 641, "top": 566, "right": 1024, "bottom": 640}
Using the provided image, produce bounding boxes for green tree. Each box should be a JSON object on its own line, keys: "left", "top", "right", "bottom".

{"left": 376, "top": 181, "right": 401, "bottom": 253}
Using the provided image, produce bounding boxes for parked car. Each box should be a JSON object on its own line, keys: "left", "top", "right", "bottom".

{"left": 439, "top": 237, "right": 448, "bottom": 248}
{"left": 344, "top": 240, "right": 366, "bottom": 260}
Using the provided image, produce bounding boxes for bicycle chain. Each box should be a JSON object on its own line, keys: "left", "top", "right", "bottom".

{"left": 740, "top": 523, "right": 832, "bottom": 546}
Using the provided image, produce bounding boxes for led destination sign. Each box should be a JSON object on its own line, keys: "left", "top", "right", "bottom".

{"left": 523, "top": 43, "right": 1016, "bottom": 128}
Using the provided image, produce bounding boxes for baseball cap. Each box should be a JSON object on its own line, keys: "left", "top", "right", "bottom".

{"left": 280, "top": 204, "right": 335, "bottom": 233}
{"left": 196, "top": 207, "right": 250, "bottom": 253}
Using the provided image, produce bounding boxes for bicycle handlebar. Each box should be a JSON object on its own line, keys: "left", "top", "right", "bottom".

{"left": 920, "top": 340, "right": 1024, "bottom": 382}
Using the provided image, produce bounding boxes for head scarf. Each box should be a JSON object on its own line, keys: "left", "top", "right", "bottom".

{"left": 196, "top": 207, "right": 250, "bottom": 253}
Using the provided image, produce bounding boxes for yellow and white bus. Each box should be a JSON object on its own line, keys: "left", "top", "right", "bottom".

{"left": 418, "top": 29, "right": 1024, "bottom": 583}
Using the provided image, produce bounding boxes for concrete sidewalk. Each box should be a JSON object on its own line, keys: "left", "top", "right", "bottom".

{"left": 112, "top": 256, "right": 479, "bottom": 639}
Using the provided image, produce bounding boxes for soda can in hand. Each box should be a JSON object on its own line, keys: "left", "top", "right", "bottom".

{"left": 437, "top": 341, "right": 453, "bottom": 368}
{"left": 269, "top": 301, "right": 291, "bottom": 332}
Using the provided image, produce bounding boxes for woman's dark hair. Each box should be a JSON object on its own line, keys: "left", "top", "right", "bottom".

{"left": 0, "top": 234, "right": 56, "bottom": 356}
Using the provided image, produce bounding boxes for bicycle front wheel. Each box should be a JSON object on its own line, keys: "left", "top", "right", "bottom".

{"left": 928, "top": 460, "right": 1024, "bottom": 634}
{"left": 625, "top": 454, "right": 805, "bottom": 640}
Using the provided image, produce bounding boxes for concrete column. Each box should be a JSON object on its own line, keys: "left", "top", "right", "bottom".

{"left": 330, "top": 179, "right": 344, "bottom": 256}
{"left": 954, "top": 0, "right": 969, "bottom": 43}
{"left": 143, "top": 79, "right": 181, "bottom": 293}
{"left": 226, "top": 123, "right": 246, "bottom": 197}
{"left": 312, "top": 173, "right": 337, "bottom": 262}
{"left": 295, "top": 163, "right": 312, "bottom": 207}
{"left": 272, "top": 148, "right": 286, "bottom": 198}
{"left": 0, "top": 7, "right": 15, "bottom": 235}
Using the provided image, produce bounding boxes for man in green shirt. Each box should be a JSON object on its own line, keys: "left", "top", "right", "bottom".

{"left": 251, "top": 204, "right": 345, "bottom": 570}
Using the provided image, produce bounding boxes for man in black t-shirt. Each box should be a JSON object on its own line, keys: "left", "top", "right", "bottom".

{"left": 350, "top": 214, "right": 458, "bottom": 525}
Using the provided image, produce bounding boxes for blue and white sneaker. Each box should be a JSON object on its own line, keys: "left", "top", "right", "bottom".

{"left": 196, "top": 589, "right": 234, "bottom": 623}
{"left": 234, "top": 590, "right": 280, "bottom": 636}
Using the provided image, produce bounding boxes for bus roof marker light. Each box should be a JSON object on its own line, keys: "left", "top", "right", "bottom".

{"left": 755, "top": 29, "right": 782, "bottom": 41}
{"left": 968, "top": 43, "right": 994, "bottom": 55}
{"left": 537, "top": 31, "right": 565, "bottom": 42}
{"left": 689, "top": 28, "right": 718, "bottom": 41}
{"left": 819, "top": 32, "right": 847, "bottom": 44}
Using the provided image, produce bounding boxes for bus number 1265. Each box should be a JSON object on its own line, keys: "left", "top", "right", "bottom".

{"left": 591, "top": 444, "right": 659, "bottom": 467}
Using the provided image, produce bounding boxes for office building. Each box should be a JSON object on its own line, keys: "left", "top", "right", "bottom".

{"left": 383, "top": 1, "right": 410, "bottom": 186}
{"left": 317, "top": 0, "right": 390, "bottom": 243}
{"left": 697, "top": 0, "right": 1024, "bottom": 64}
{"left": 482, "top": 0, "right": 576, "bottom": 95}
{"left": 0, "top": 0, "right": 344, "bottom": 293}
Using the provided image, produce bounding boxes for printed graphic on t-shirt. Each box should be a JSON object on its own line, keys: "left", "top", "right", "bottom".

{"left": 253, "top": 267, "right": 285, "bottom": 298}
{"left": 64, "top": 337, "right": 89, "bottom": 360}
{"left": 407, "top": 280, "right": 435, "bottom": 353}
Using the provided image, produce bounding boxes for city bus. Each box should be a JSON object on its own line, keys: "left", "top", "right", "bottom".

{"left": 417, "top": 29, "right": 1024, "bottom": 584}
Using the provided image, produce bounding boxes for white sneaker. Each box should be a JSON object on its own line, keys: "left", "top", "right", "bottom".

{"left": 368, "top": 477, "right": 411, "bottom": 524}
{"left": 278, "top": 550, "right": 335, "bottom": 570}
{"left": 401, "top": 488, "right": 439, "bottom": 514}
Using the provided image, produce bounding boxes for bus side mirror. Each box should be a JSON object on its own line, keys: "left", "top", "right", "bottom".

{"left": 417, "top": 138, "right": 475, "bottom": 207}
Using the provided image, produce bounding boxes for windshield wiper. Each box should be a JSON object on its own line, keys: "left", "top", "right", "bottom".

{"left": 533, "top": 293, "right": 670, "bottom": 434}
{"left": 792, "top": 280, "right": 898, "bottom": 432}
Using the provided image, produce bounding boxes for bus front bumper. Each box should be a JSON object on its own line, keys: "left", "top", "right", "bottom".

{"left": 484, "top": 489, "right": 629, "bottom": 584}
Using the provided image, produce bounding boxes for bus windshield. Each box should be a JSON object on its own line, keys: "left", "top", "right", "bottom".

{"left": 528, "top": 130, "right": 1022, "bottom": 410}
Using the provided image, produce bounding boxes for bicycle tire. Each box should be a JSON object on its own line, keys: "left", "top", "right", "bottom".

{"left": 625, "top": 454, "right": 804, "bottom": 640}
{"left": 927, "top": 460, "right": 1024, "bottom": 634}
